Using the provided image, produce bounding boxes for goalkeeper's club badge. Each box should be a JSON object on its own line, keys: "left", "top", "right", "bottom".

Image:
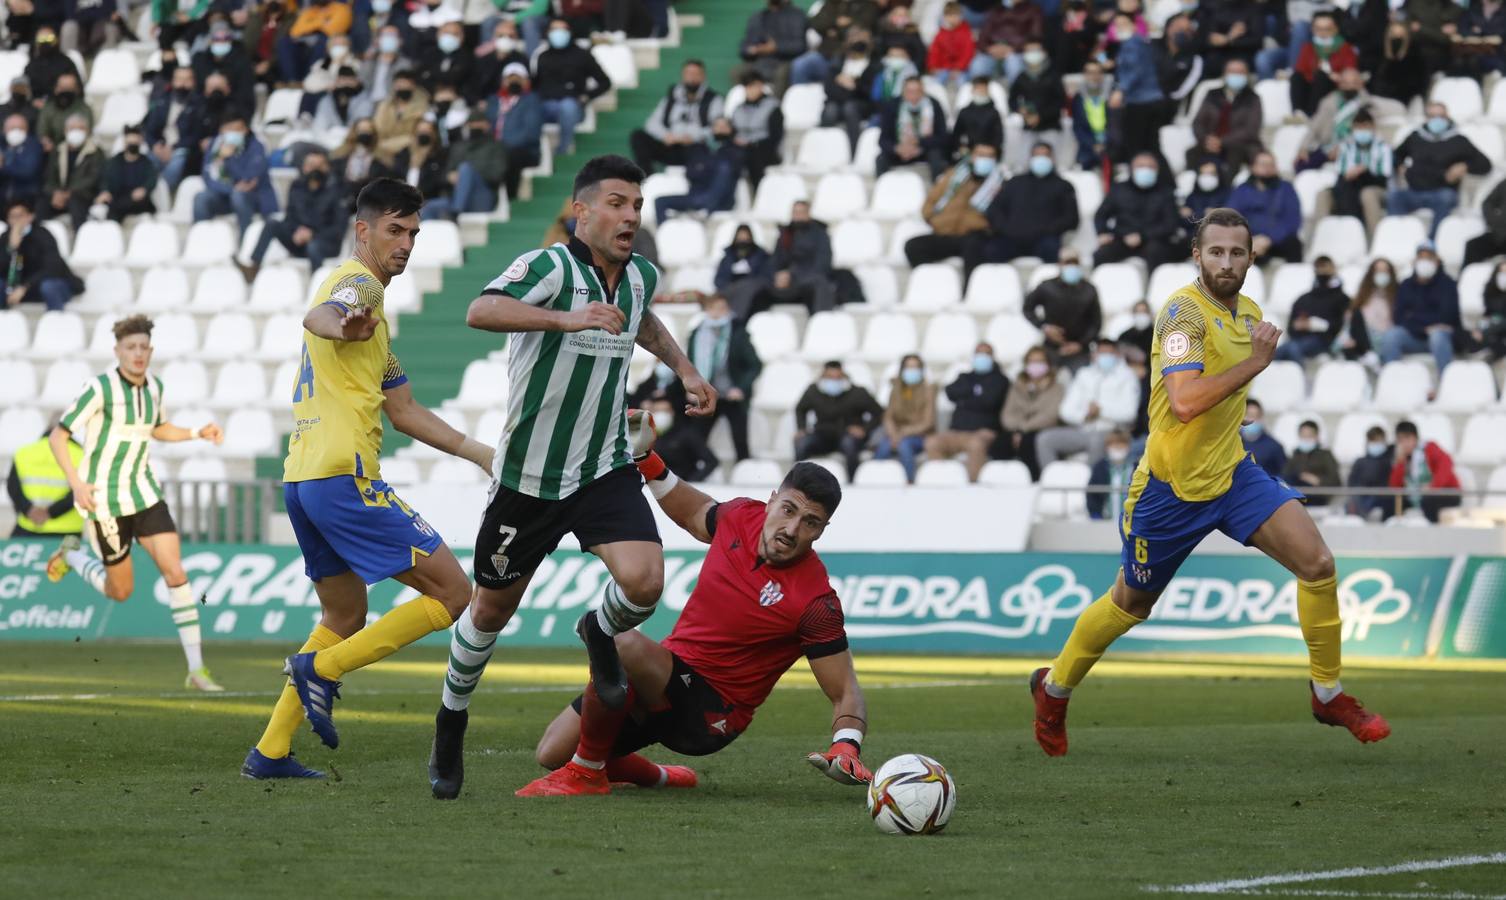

{"left": 759, "top": 580, "right": 784, "bottom": 607}
{"left": 501, "top": 259, "right": 528, "bottom": 282}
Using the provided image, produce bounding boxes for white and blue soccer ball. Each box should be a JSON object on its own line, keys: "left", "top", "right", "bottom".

{"left": 866, "top": 754, "right": 956, "bottom": 835}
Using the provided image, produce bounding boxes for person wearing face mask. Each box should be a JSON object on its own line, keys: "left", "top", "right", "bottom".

{"left": 874, "top": 5, "right": 928, "bottom": 72}
{"left": 1181, "top": 160, "right": 1229, "bottom": 225}
{"left": 819, "top": 32, "right": 881, "bottom": 150}
{"left": 372, "top": 71, "right": 430, "bottom": 157}
{"left": 969, "top": 142, "right": 1080, "bottom": 273}
{"left": 1227, "top": 151, "right": 1303, "bottom": 263}
{"left": 417, "top": 23, "right": 477, "bottom": 102}
{"left": 361, "top": 26, "right": 415, "bottom": 104}
{"left": 927, "top": 3, "right": 978, "bottom": 88}
{"left": 1275, "top": 256, "right": 1350, "bottom": 363}
{"left": 1111, "top": 12, "right": 1166, "bottom": 161}
{"left": 1024, "top": 248, "right": 1102, "bottom": 372}
{"left": 924, "top": 343, "right": 1011, "bottom": 482}
{"left": 300, "top": 35, "right": 356, "bottom": 119}
{"left": 533, "top": 17, "right": 613, "bottom": 155}
{"left": 1299, "top": 67, "right": 1405, "bottom": 165}
{"left": 1153, "top": 13, "right": 1203, "bottom": 110}
{"left": 997, "top": 346, "right": 1063, "bottom": 478}
{"left": 22, "top": 27, "right": 82, "bottom": 102}
{"left": 142, "top": 67, "right": 206, "bottom": 193}
{"left": 419, "top": 110, "right": 505, "bottom": 220}
{"left": 877, "top": 77, "right": 950, "bottom": 180}
{"left": 794, "top": 362, "right": 883, "bottom": 482}
{"left": 1036, "top": 341, "right": 1142, "bottom": 467}
{"left": 1387, "top": 102, "right": 1492, "bottom": 240}
{"left": 36, "top": 73, "right": 91, "bottom": 154}
{"left": 714, "top": 225, "right": 772, "bottom": 316}
{"left": 1380, "top": 243, "right": 1461, "bottom": 371}
{"left": 652, "top": 117, "right": 743, "bottom": 223}
{"left": 333, "top": 118, "right": 391, "bottom": 209}
{"left": 0, "top": 199, "right": 82, "bottom": 311}
{"left": 1117, "top": 300, "right": 1155, "bottom": 360}
{"left": 150, "top": 0, "right": 212, "bottom": 52}
{"left": 1464, "top": 179, "right": 1506, "bottom": 266}
{"left": 0, "top": 113, "right": 44, "bottom": 205}
{"left": 872, "top": 47, "right": 919, "bottom": 105}
{"left": 192, "top": 115, "right": 278, "bottom": 237}
{"left": 950, "top": 76, "right": 1005, "bottom": 157}
{"left": 968, "top": 0, "right": 1045, "bottom": 84}
{"left": 240, "top": 148, "right": 345, "bottom": 280}
{"left": 476, "top": 20, "right": 532, "bottom": 97}
{"left": 735, "top": 0, "right": 810, "bottom": 94}
{"left": 874, "top": 355, "right": 937, "bottom": 483}
{"left": 1470, "top": 262, "right": 1506, "bottom": 361}
{"left": 805, "top": 0, "right": 881, "bottom": 70}
{"left": 1345, "top": 425, "right": 1395, "bottom": 521}
{"left": 1189, "top": 59, "right": 1264, "bottom": 172}
{"left": 1283, "top": 420, "right": 1340, "bottom": 506}
{"left": 1388, "top": 420, "right": 1461, "bottom": 523}
{"left": 1288, "top": 12, "right": 1358, "bottom": 117}
{"left": 1192, "top": 0, "right": 1264, "bottom": 76}
{"left": 684, "top": 294, "right": 762, "bottom": 466}
{"left": 280, "top": 0, "right": 354, "bottom": 84}
{"left": 1007, "top": 40, "right": 1065, "bottom": 171}
{"left": 0, "top": 77, "right": 36, "bottom": 133}
{"left": 630, "top": 60, "right": 725, "bottom": 173}
{"left": 1368, "top": 21, "right": 1429, "bottom": 106}
{"left": 1313, "top": 109, "right": 1392, "bottom": 239}
{"left": 752, "top": 201, "right": 840, "bottom": 316}
{"left": 903, "top": 144, "right": 999, "bottom": 269}
{"left": 95, "top": 125, "right": 159, "bottom": 223}
{"left": 1093, "top": 152, "right": 1186, "bottom": 269}
{"left": 39, "top": 113, "right": 102, "bottom": 231}
{"left": 1070, "top": 60, "right": 1114, "bottom": 171}
{"left": 192, "top": 21, "right": 257, "bottom": 115}
{"left": 313, "top": 67, "right": 375, "bottom": 131}
{"left": 726, "top": 73, "right": 783, "bottom": 191}
{"left": 487, "top": 63, "right": 545, "bottom": 201}
{"left": 1087, "top": 430, "right": 1139, "bottom": 519}
{"left": 1335, "top": 258, "right": 1395, "bottom": 363}
{"left": 1239, "top": 399, "right": 1286, "bottom": 478}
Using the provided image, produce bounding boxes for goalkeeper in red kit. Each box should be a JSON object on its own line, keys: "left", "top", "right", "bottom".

{"left": 512, "top": 411, "right": 871, "bottom": 797}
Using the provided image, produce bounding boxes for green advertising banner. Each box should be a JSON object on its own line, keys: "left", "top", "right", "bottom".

{"left": 0, "top": 541, "right": 1471, "bottom": 658}
{"left": 1438, "top": 557, "right": 1506, "bottom": 659}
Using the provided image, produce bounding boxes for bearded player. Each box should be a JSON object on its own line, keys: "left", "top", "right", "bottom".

{"left": 500, "top": 414, "right": 871, "bottom": 797}
{"left": 1029, "top": 208, "right": 1391, "bottom": 756}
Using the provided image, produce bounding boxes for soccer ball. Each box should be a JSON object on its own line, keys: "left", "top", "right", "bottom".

{"left": 866, "top": 754, "right": 956, "bottom": 835}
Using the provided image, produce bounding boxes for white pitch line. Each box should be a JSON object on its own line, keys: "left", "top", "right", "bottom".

{"left": 1147, "top": 853, "right": 1506, "bottom": 895}
{"left": 1218, "top": 891, "right": 1506, "bottom": 899}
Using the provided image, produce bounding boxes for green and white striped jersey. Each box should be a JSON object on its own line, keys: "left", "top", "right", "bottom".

{"left": 57, "top": 369, "right": 166, "bottom": 520}
{"left": 481, "top": 237, "right": 659, "bottom": 500}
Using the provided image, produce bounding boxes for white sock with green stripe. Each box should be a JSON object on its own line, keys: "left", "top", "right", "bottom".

{"left": 442, "top": 606, "right": 499, "bottom": 711}
{"left": 167, "top": 582, "right": 203, "bottom": 672}
{"left": 65, "top": 550, "right": 108, "bottom": 595}
{"left": 595, "top": 580, "right": 656, "bottom": 636}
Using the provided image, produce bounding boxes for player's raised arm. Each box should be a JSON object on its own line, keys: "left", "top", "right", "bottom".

{"left": 304, "top": 301, "right": 381, "bottom": 342}
{"left": 636, "top": 310, "right": 717, "bottom": 418}
{"left": 382, "top": 358, "right": 494, "bottom": 474}
{"left": 627, "top": 409, "right": 718, "bottom": 543}
{"left": 806, "top": 647, "right": 871, "bottom": 786}
{"left": 1162, "top": 320, "right": 1279, "bottom": 423}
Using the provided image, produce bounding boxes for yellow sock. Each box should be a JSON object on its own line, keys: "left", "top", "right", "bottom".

{"left": 313, "top": 596, "right": 453, "bottom": 680}
{"left": 1298, "top": 575, "right": 1342, "bottom": 688}
{"left": 1047, "top": 591, "right": 1144, "bottom": 691}
{"left": 255, "top": 624, "right": 341, "bottom": 759}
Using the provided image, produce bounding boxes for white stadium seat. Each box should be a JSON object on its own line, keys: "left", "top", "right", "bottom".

{"left": 753, "top": 360, "right": 813, "bottom": 413}
{"left": 1413, "top": 411, "right": 1458, "bottom": 455}
{"left": 124, "top": 220, "right": 181, "bottom": 268}
{"left": 264, "top": 361, "right": 297, "bottom": 407}
{"left": 920, "top": 312, "right": 979, "bottom": 367}
{"left": 40, "top": 359, "right": 95, "bottom": 409}
{"left": 257, "top": 314, "right": 304, "bottom": 361}
{"left": 859, "top": 311, "right": 919, "bottom": 363}
{"left": 0, "top": 360, "right": 39, "bottom": 406}
{"left": 1459, "top": 261, "right": 1493, "bottom": 322}
{"left": 1270, "top": 411, "right": 1311, "bottom": 451}
{"left": 1308, "top": 360, "right": 1370, "bottom": 413}
{"left": 1432, "top": 360, "right": 1498, "bottom": 412}
{"left": 151, "top": 313, "right": 200, "bottom": 358}
{"left": 158, "top": 360, "right": 210, "bottom": 406}
{"left": 385, "top": 270, "right": 420, "bottom": 314}
{"left": 70, "top": 220, "right": 125, "bottom": 268}
{"left": 868, "top": 170, "right": 928, "bottom": 221}
{"left": 1159, "top": 124, "right": 1196, "bottom": 175}
{"left": 1308, "top": 216, "right": 1368, "bottom": 267}
{"left": 1255, "top": 77, "right": 1292, "bottom": 127}
{"left": 94, "top": 89, "right": 148, "bottom": 138}
{"left": 472, "top": 409, "right": 508, "bottom": 446}
{"left": 710, "top": 219, "right": 771, "bottom": 254}
{"left": 1249, "top": 360, "right": 1307, "bottom": 414}
{"left": 1292, "top": 168, "right": 1336, "bottom": 220}
{"left": 429, "top": 457, "right": 485, "bottom": 484}
{"left": 176, "top": 455, "right": 230, "bottom": 507}
{"left": 1371, "top": 361, "right": 1432, "bottom": 414}
{"left": 1146, "top": 263, "right": 1197, "bottom": 309}
{"left": 1431, "top": 77, "right": 1485, "bottom": 123}
{"left": 902, "top": 264, "right": 962, "bottom": 311}
{"left": 181, "top": 220, "right": 238, "bottom": 266}
{"left": 79, "top": 265, "right": 131, "bottom": 312}
{"left": 410, "top": 220, "right": 462, "bottom": 267}
{"left": 1063, "top": 170, "right": 1103, "bottom": 224}
{"left": 1484, "top": 464, "right": 1506, "bottom": 507}
{"left": 1036, "top": 460, "right": 1090, "bottom": 519}
{"left": 0, "top": 309, "right": 28, "bottom": 355}
{"left": 1270, "top": 124, "right": 1308, "bottom": 177}
{"left": 29, "top": 311, "right": 86, "bottom": 360}
{"left": 984, "top": 313, "right": 1043, "bottom": 366}
{"left": 1091, "top": 262, "right": 1147, "bottom": 317}
{"left": 1370, "top": 215, "right": 1430, "bottom": 263}
{"left": 852, "top": 127, "right": 881, "bottom": 175}
{"left": 746, "top": 311, "right": 799, "bottom": 361}
{"left": 780, "top": 83, "right": 825, "bottom": 131}
{"left": 198, "top": 312, "right": 258, "bottom": 361}
{"left": 810, "top": 172, "right": 867, "bottom": 221}
{"left": 1490, "top": 79, "right": 1506, "bottom": 124}
{"left": 169, "top": 176, "right": 205, "bottom": 224}
{"left": 218, "top": 408, "right": 278, "bottom": 457}
{"left": 0, "top": 406, "right": 45, "bottom": 455}
{"left": 84, "top": 48, "right": 140, "bottom": 97}
{"left": 853, "top": 264, "right": 899, "bottom": 308}
{"left": 915, "top": 459, "right": 970, "bottom": 486}
{"left": 407, "top": 409, "right": 470, "bottom": 459}
{"left": 807, "top": 457, "right": 849, "bottom": 485}
{"left": 192, "top": 264, "right": 249, "bottom": 311}
{"left": 654, "top": 217, "right": 707, "bottom": 269}
{"left": 1435, "top": 216, "right": 1485, "bottom": 273}
{"left": 640, "top": 171, "right": 689, "bottom": 226}
{"left": 978, "top": 459, "right": 1032, "bottom": 486}
{"left": 133, "top": 265, "right": 191, "bottom": 312}
{"left": 259, "top": 87, "right": 304, "bottom": 128}
{"left": 84, "top": 315, "right": 119, "bottom": 363}
{"left": 751, "top": 172, "right": 809, "bottom": 221}
{"left": 729, "top": 458, "right": 784, "bottom": 487}
{"left": 885, "top": 218, "right": 931, "bottom": 265}
{"left": 1460, "top": 124, "right": 1505, "bottom": 166}
{"left": 794, "top": 128, "right": 852, "bottom": 175}
{"left": 830, "top": 218, "right": 883, "bottom": 268}
{"left": 800, "top": 311, "right": 860, "bottom": 362}
{"left": 853, "top": 459, "right": 907, "bottom": 486}
{"left": 669, "top": 265, "right": 716, "bottom": 294}
{"left": 592, "top": 44, "right": 637, "bottom": 89}
{"left": 1457, "top": 414, "right": 1506, "bottom": 466}
{"left": 210, "top": 360, "right": 269, "bottom": 408}
{"left": 1265, "top": 262, "right": 1313, "bottom": 318}
{"left": 1332, "top": 412, "right": 1391, "bottom": 464}
{"left": 452, "top": 359, "right": 511, "bottom": 410}
{"left": 379, "top": 457, "right": 422, "bottom": 487}
{"left": 963, "top": 264, "right": 1023, "bottom": 315}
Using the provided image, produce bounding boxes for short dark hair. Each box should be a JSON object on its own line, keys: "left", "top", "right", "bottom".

{"left": 1246, "top": 397, "right": 1264, "bottom": 413}
{"left": 5, "top": 198, "right": 32, "bottom": 216}
{"left": 1300, "top": 419, "right": 1320, "bottom": 433}
{"left": 781, "top": 462, "right": 842, "bottom": 517}
{"left": 1313, "top": 255, "right": 1334, "bottom": 268}
{"left": 683, "top": 58, "right": 705, "bottom": 70}
{"left": 123, "top": 124, "right": 142, "bottom": 137}
{"left": 1366, "top": 426, "right": 1387, "bottom": 441}
{"left": 1312, "top": 10, "right": 1338, "bottom": 26}
{"left": 1195, "top": 207, "right": 1253, "bottom": 250}
{"left": 822, "top": 360, "right": 844, "bottom": 372}
{"left": 573, "top": 154, "right": 645, "bottom": 200}
{"left": 740, "top": 70, "right": 765, "bottom": 87}
{"left": 391, "top": 68, "right": 417, "bottom": 84}
{"left": 1353, "top": 108, "right": 1375, "bottom": 126}
{"left": 112, "top": 314, "right": 154, "bottom": 342}
{"left": 1396, "top": 420, "right": 1418, "bottom": 438}
{"left": 970, "top": 76, "right": 990, "bottom": 88}
{"left": 356, "top": 177, "right": 423, "bottom": 222}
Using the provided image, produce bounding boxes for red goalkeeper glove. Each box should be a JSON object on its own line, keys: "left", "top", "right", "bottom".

{"left": 806, "top": 741, "right": 871, "bottom": 786}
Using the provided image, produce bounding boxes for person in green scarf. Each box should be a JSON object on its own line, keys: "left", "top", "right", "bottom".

{"left": 1291, "top": 12, "right": 1358, "bottom": 116}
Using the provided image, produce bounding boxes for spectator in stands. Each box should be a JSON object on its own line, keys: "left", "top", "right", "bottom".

{"left": 1389, "top": 419, "right": 1461, "bottom": 523}
{"left": 1276, "top": 255, "right": 1348, "bottom": 362}
{"left": 1456, "top": 0, "right": 1506, "bottom": 79}
{"left": 630, "top": 60, "right": 723, "bottom": 173}
{"left": 534, "top": 19, "right": 612, "bottom": 156}
{"left": 753, "top": 201, "right": 837, "bottom": 316}
{"left": 1469, "top": 262, "right": 1506, "bottom": 360}
{"left": 737, "top": 0, "right": 808, "bottom": 94}
{"left": 1036, "top": 340, "right": 1141, "bottom": 466}
{"left": 820, "top": 33, "right": 880, "bottom": 151}
{"left": 1189, "top": 59, "right": 1262, "bottom": 173}
{"left": 1370, "top": 20, "right": 1430, "bottom": 107}
{"left": 408, "top": 0, "right": 462, "bottom": 38}
{"left": 1, "top": 114, "right": 44, "bottom": 204}
{"left": 1410, "top": 0, "right": 1466, "bottom": 75}
{"left": 1228, "top": 151, "right": 1303, "bottom": 263}
{"left": 1088, "top": 429, "right": 1137, "bottom": 520}
{"left": 302, "top": 34, "right": 355, "bottom": 118}
{"left": 1008, "top": 40, "right": 1066, "bottom": 170}
{"left": 417, "top": 21, "right": 473, "bottom": 100}
{"left": 926, "top": 343, "right": 1010, "bottom": 483}
{"left": 928, "top": 3, "right": 977, "bottom": 88}
{"left": 715, "top": 225, "right": 771, "bottom": 318}
{"left": 1285, "top": 420, "right": 1340, "bottom": 506}
{"left": 1388, "top": 103, "right": 1493, "bottom": 240}
{"left": 200, "top": 71, "right": 241, "bottom": 134}
{"left": 1457, "top": 180, "right": 1506, "bottom": 265}
{"left": 1381, "top": 243, "right": 1460, "bottom": 371}
{"left": 421, "top": 111, "right": 504, "bottom": 220}
{"left": 152, "top": 0, "right": 210, "bottom": 51}
{"left": 904, "top": 143, "right": 997, "bottom": 269}
{"left": 875, "top": 4, "right": 928, "bottom": 72}
{"left": 61, "top": 0, "right": 124, "bottom": 58}
{"left": 193, "top": 18, "right": 256, "bottom": 115}
{"left": 23, "top": 26, "right": 79, "bottom": 101}
{"left": 427, "top": 82, "right": 471, "bottom": 146}
{"left": 488, "top": 63, "right": 543, "bottom": 201}
{"left": 877, "top": 77, "right": 949, "bottom": 180}
{"left": 238, "top": 148, "right": 343, "bottom": 280}
{"left": 1300, "top": 67, "right": 1405, "bottom": 165}
{"left": 36, "top": 72, "right": 89, "bottom": 153}
{"left": 373, "top": 69, "right": 428, "bottom": 158}
{"left": 1240, "top": 398, "right": 1286, "bottom": 477}
{"left": 143, "top": 67, "right": 206, "bottom": 193}
{"left": 1071, "top": 60, "right": 1113, "bottom": 172}
{"left": 476, "top": 19, "right": 530, "bottom": 97}
{"left": 1093, "top": 153, "right": 1184, "bottom": 269}
{"left": 875, "top": 355, "right": 938, "bottom": 483}
{"left": 1113, "top": 12, "right": 1167, "bottom": 162}
{"left": 970, "top": 0, "right": 1044, "bottom": 83}
{"left": 651, "top": 118, "right": 742, "bottom": 222}
{"left": 247, "top": 2, "right": 290, "bottom": 92}
{"left": 1336, "top": 258, "right": 1396, "bottom": 364}
{"left": 951, "top": 77, "right": 1005, "bottom": 158}
{"left": 794, "top": 361, "right": 883, "bottom": 481}
{"left": 0, "top": 78, "right": 35, "bottom": 132}
{"left": 729, "top": 73, "right": 782, "bottom": 191}
{"left": 1117, "top": 299, "right": 1154, "bottom": 357}
{"left": 95, "top": 125, "right": 158, "bottom": 223}
{"left": 1057, "top": 0, "right": 1105, "bottom": 76}
{"left": 279, "top": 0, "right": 353, "bottom": 83}
{"left": 686, "top": 294, "right": 761, "bottom": 466}
{"left": 401, "top": 118, "right": 449, "bottom": 210}
{"left": 0, "top": 199, "right": 81, "bottom": 310}
{"left": 997, "top": 345, "right": 1062, "bottom": 478}
{"left": 1346, "top": 425, "right": 1395, "bottom": 521}
{"left": 362, "top": 25, "right": 413, "bottom": 104}
{"left": 970, "top": 142, "right": 1078, "bottom": 271}
{"left": 1153, "top": 13, "right": 1203, "bottom": 123}
{"left": 1289, "top": 11, "right": 1357, "bottom": 116}
{"left": 39, "top": 112, "right": 100, "bottom": 231}
{"left": 1318, "top": 109, "right": 1392, "bottom": 238}
{"left": 801, "top": 0, "right": 880, "bottom": 87}
{"left": 1195, "top": 0, "right": 1263, "bottom": 74}
{"left": 1181, "top": 159, "right": 1230, "bottom": 225}
{"left": 872, "top": 40, "right": 921, "bottom": 108}
{"left": 193, "top": 113, "right": 276, "bottom": 237}
{"left": 1025, "top": 248, "right": 1102, "bottom": 372}
{"left": 314, "top": 66, "right": 373, "bottom": 132}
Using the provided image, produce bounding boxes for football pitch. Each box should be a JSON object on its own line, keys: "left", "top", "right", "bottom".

{"left": 2, "top": 643, "right": 1503, "bottom": 899}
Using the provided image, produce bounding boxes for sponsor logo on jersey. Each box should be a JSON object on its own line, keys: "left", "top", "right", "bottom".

{"left": 759, "top": 580, "right": 784, "bottom": 607}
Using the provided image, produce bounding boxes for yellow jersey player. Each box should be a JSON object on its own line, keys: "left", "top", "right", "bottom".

{"left": 1029, "top": 208, "right": 1391, "bottom": 756}
{"left": 242, "top": 178, "right": 494, "bottom": 780}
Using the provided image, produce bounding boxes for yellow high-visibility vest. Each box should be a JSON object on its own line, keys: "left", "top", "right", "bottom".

{"left": 13, "top": 437, "right": 84, "bottom": 534}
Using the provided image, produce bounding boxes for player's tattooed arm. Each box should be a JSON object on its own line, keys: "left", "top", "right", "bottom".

{"left": 636, "top": 311, "right": 718, "bottom": 417}
{"left": 383, "top": 381, "right": 495, "bottom": 473}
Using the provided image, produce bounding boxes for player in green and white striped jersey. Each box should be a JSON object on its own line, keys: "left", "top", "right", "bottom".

{"left": 44, "top": 315, "right": 229, "bottom": 691}
{"left": 424, "top": 155, "right": 717, "bottom": 799}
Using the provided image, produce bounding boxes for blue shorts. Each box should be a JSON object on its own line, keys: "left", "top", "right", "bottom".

{"left": 284, "top": 475, "right": 444, "bottom": 584}
{"left": 1119, "top": 456, "right": 1304, "bottom": 594}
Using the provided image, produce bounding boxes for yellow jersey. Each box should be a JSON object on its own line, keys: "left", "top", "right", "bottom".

{"left": 283, "top": 258, "right": 407, "bottom": 484}
{"left": 1139, "top": 281, "right": 1263, "bottom": 502}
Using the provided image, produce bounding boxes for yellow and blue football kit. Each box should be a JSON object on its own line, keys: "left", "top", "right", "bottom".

{"left": 1118, "top": 281, "right": 1303, "bottom": 593}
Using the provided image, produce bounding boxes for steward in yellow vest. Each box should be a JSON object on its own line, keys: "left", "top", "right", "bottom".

{"left": 8, "top": 433, "right": 84, "bottom": 536}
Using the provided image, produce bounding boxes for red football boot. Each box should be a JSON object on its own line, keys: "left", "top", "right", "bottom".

{"left": 1029, "top": 667, "right": 1070, "bottom": 757}
{"left": 1311, "top": 683, "right": 1392, "bottom": 743}
{"left": 659, "top": 765, "right": 698, "bottom": 788}
{"left": 515, "top": 762, "right": 612, "bottom": 797}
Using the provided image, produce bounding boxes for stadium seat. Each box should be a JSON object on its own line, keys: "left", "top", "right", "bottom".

{"left": 746, "top": 311, "right": 799, "bottom": 361}
{"left": 1461, "top": 124, "right": 1505, "bottom": 164}
{"left": 920, "top": 312, "right": 979, "bottom": 366}
{"left": 655, "top": 217, "right": 707, "bottom": 268}
{"left": 77, "top": 265, "right": 131, "bottom": 312}
{"left": 853, "top": 459, "right": 907, "bottom": 486}
{"left": 218, "top": 408, "right": 278, "bottom": 457}
{"left": 406, "top": 408, "right": 471, "bottom": 459}
{"left": 157, "top": 360, "right": 210, "bottom": 406}
{"left": 1371, "top": 361, "right": 1432, "bottom": 414}
{"left": 853, "top": 264, "right": 900, "bottom": 308}
{"left": 1413, "top": 411, "right": 1458, "bottom": 454}
{"left": 1091, "top": 262, "right": 1147, "bottom": 317}
{"left": 453, "top": 359, "right": 511, "bottom": 410}
{"left": 181, "top": 220, "right": 237, "bottom": 266}
{"left": 260, "top": 87, "right": 304, "bottom": 129}
{"left": 858, "top": 311, "right": 919, "bottom": 362}
{"left": 1459, "top": 261, "right": 1493, "bottom": 322}
{"left": 1265, "top": 262, "right": 1313, "bottom": 318}
{"left": 1249, "top": 360, "right": 1307, "bottom": 413}
{"left": 1431, "top": 77, "right": 1485, "bottom": 123}
{"left": 810, "top": 172, "right": 867, "bottom": 221}
{"left": 175, "top": 455, "right": 231, "bottom": 506}
{"left": 256, "top": 314, "right": 304, "bottom": 361}
{"left": 151, "top": 313, "right": 200, "bottom": 359}
{"left": 1241, "top": 263, "right": 1268, "bottom": 307}
{"left": 1432, "top": 360, "right": 1498, "bottom": 412}
{"left": 978, "top": 459, "right": 1032, "bottom": 486}
{"left": 794, "top": 128, "right": 852, "bottom": 175}
{"left": 0, "top": 309, "right": 27, "bottom": 355}
{"left": 410, "top": 220, "right": 462, "bottom": 267}
{"left": 800, "top": 311, "right": 860, "bottom": 362}
{"left": 710, "top": 219, "right": 771, "bottom": 254}
{"left": 807, "top": 457, "right": 849, "bottom": 485}
{"left": 39, "top": 359, "right": 94, "bottom": 409}
{"left": 1159, "top": 125, "right": 1196, "bottom": 174}
{"left": 1370, "top": 215, "right": 1430, "bottom": 263}
{"left": 210, "top": 360, "right": 269, "bottom": 408}
{"left": 1036, "top": 460, "right": 1090, "bottom": 519}
{"left": 0, "top": 360, "right": 39, "bottom": 406}
{"left": 133, "top": 265, "right": 191, "bottom": 312}
{"left": 84, "top": 48, "right": 140, "bottom": 96}
{"left": 915, "top": 459, "right": 969, "bottom": 486}
{"left": 429, "top": 457, "right": 485, "bottom": 484}
{"left": 1308, "top": 216, "right": 1368, "bottom": 267}
{"left": 1062, "top": 170, "right": 1103, "bottom": 224}
{"left": 1484, "top": 464, "right": 1506, "bottom": 507}
{"left": 385, "top": 270, "right": 419, "bottom": 314}
{"left": 169, "top": 176, "right": 205, "bottom": 224}
{"left": 1292, "top": 169, "right": 1336, "bottom": 221}
{"left": 1435, "top": 216, "right": 1485, "bottom": 273}
{"left": 0, "top": 406, "right": 44, "bottom": 455}
{"left": 1146, "top": 263, "right": 1197, "bottom": 309}
{"left": 963, "top": 264, "right": 1024, "bottom": 315}
{"left": 70, "top": 220, "right": 125, "bottom": 269}
{"left": 885, "top": 218, "right": 931, "bottom": 265}
{"left": 264, "top": 360, "right": 297, "bottom": 407}
{"left": 1457, "top": 413, "right": 1506, "bottom": 466}
{"left": 124, "top": 220, "right": 181, "bottom": 268}
{"left": 1270, "top": 411, "right": 1311, "bottom": 451}
{"left": 869, "top": 171, "right": 928, "bottom": 221}
{"left": 669, "top": 265, "right": 716, "bottom": 294}
{"left": 902, "top": 264, "right": 962, "bottom": 311}
{"left": 1026, "top": 263, "right": 1060, "bottom": 292}
{"left": 94, "top": 89, "right": 148, "bottom": 138}
{"left": 592, "top": 43, "right": 637, "bottom": 89}
{"left": 729, "top": 458, "right": 784, "bottom": 487}
{"left": 192, "top": 264, "right": 249, "bottom": 311}
{"left": 378, "top": 456, "right": 422, "bottom": 487}
{"left": 84, "top": 315, "right": 120, "bottom": 363}
{"left": 752, "top": 360, "right": 813, "bottom": 412}
{"left": 472, "top": 409, "right": 508, "bottom": 446}
{"left": 1308, "top": 360, "right": 1370, "bottom": 413}
{"left": 830, "top": 218, "right": 884, "bottom": 268}
{"left": 751, "top": 171, "right": 809, "bottom": 221}
{"left": 198, "top": 312, "right": 257, "bottom": 361}
{"left": 852, "top": 127, "right": 881, "bottom": 175}
{"left": 640, "top": 171, "right": 689, "bottom": 225}
{"left": 780, "top": 83, "right": 825, "bottom": 131}
{"left": 28, "top": 311, "right": 86, "bottom": 360}
{"left": 984, "top": 314, "right": 1043, "bottom": 366}
{"left": 1270, "top": 124, "right": 1308, "bottom": 177}
{"left": 1255, "top": 77, "right": 1292, "bottom": 127}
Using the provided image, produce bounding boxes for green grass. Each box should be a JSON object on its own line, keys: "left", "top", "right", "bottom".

{"left": 1, "top": 644, "right": 1503, "bottom": 898}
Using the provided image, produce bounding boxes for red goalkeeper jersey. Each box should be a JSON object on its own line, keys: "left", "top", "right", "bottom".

{"left": 661, "top": 498, "right": 848, "bottom": 731}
